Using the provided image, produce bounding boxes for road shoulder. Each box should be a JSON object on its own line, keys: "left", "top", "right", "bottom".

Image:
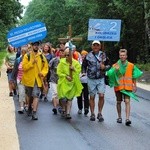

{"left": 137, "top": 82, "right": 150, "bottom": 92}
{"left": 0, "top": 64, "right": 19, "bottom": 150}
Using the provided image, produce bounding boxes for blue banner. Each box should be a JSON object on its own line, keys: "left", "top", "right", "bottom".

{"left": 7, "top": 21, "right": 47, "bottom": 47}
{"left": 88, "top": 19, "right": 121, "bottom": 41}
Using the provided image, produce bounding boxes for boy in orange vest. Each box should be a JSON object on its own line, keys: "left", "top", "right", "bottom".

{"left": 113, "top": 49, "right": 138, "bottom": 126}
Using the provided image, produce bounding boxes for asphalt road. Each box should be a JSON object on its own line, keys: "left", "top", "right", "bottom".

{"left": 136, "top": 87, "right": 150, "bottom": 101}
{"left": 14, "top": 86, "right": 150, "bottom": 150}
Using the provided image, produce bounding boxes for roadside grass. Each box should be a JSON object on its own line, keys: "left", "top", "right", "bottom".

{"left": 136, "top": 63, "right": 150, "bottom": 84}
{"left": 0, "top": 50, "right": 7, "bottom": 68}
{"left": 136, "top": 63, "right": 150, "bottom": 71}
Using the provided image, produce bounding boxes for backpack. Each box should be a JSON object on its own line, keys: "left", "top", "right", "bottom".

{"left": 17, "top": 57, "right": 22, "bottom": 65}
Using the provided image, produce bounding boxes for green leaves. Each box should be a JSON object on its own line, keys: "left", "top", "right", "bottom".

{"left": 20, "top": 0, "right": 150, "bottom": 63}
{"left": 0, "top": 0, "right": 23, "bottom": 45}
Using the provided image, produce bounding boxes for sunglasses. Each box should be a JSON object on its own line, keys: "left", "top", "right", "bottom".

{"left": 65, "top": 54, "right": 69, "bottom": 57}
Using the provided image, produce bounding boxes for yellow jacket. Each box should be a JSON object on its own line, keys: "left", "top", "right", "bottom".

{"left": 22, "top": 52, "right": 48, "bottom": 87}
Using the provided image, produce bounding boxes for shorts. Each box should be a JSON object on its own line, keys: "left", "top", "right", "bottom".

{"left": 115, "top": 91, "right": 130, "bottom": 101}
{"left": 7, "top": 72, "right": 13, "bottom": 82}
{"left": 49, "top": 82, "right": 58, "bottom": 99}
{"left": 87, "top": 77, "right": 106, "bottom": 96}
{"left": 25, "top": 82, "right": 40, "bottom": 98}
{"left": 17, "top": 82, "right": 25, "bottom": 102}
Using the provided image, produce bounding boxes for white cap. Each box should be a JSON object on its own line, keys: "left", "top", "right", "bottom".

{"left": 65, "top": 42, "right": 69, "bottom": 48}
{"left": 72, "top": 45, "right": 76, "bottom": 49}
{"left": 92, "top": 40, "right": 101, "bottom": 45}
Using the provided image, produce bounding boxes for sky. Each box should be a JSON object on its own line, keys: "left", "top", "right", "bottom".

{"left": 19, "top": 0, "right": 32, "bottom": 16}
{"left": 19, "top": 0, "right": 32, "bottom": 7}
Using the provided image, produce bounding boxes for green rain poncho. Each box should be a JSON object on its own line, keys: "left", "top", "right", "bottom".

{"left": 57, "top": 58, "right": 83, "bottom": 100}
{"left": 106, "top": 60, "right": 143, "bottom": 101}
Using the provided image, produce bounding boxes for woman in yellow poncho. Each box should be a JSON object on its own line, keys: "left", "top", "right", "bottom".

{"left": 57, "top": 48, "right": 83, "bottom": 119}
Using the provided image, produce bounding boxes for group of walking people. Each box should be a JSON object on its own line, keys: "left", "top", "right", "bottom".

{"left": 5, "top": 40, "right": 142, "bottom": 126}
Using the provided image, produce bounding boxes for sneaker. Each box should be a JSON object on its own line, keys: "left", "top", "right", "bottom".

{"left": 18, "top": 109, "right": 24, "bottom": 114}
{"left": 52, "top": 108, "right": 57, "bottom": 115}
{"left": 58, "top": 107, "right": 62, "bottom": 114}
{"left": 44, "top": 97, "right": 48, "bottom": 102}
{"left": 13, "top": 89, "right": 17, "bottom": 95}
{"left": 84, "top": 108, "right": 89, "bottom": 116}
{"left": 125, "top": 119, "right": 131, "bottom": 126}
{"left": 61, "top": 110, "right": 66, "bottom": 117}
{"left": 66, "top": 114, "right": 72, "bottom": 119}
{"left": 27, "top": 107, "right": 32, "bottom": 116}
{"left": 24, "top": 106, "right": 28, "bottom": 112}
{"left": 90, "top": 114, "right": 95, "bottom": 121}
{"left": 97, "top": 113, "right": 104, "bottom": 122}
{"left": 32, "top": 113, "right": 38, "bottom": 120}
{"left": 78, "top": 109, "right": 82, "bottom": 114}
{"left": 117, "top": 118, "right": 122, "bottom": 123}
{"left": 9, "top": 92, "right": 13, "bottom": 97}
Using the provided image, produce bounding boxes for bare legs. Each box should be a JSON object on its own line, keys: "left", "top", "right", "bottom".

{"left": 116, "top": 91, "right": 131, "bottom": 125}
{"left": 89, "top": 94, "right": 105, "bottom": 121}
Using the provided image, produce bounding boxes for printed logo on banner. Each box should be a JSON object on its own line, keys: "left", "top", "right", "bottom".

{"left": 7, "top": 21, "right": 47, "bottom": 47}
{"left": 88, "top": 19, "right": 121, "bottom": 41}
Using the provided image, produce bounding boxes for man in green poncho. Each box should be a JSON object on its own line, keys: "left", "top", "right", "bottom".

{"left": 107, "top": 49, "right": 143, "bottom": 126}
{"left": 57, "top": 48, "right": 83, "bottom": 119}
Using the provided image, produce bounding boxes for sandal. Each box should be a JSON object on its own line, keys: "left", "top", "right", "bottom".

{"left": 97, "top": 113, "right": 104, "bottom": 122}
{"left": 125, "top": 119, "right": 131, "bottom": 126}
{"left": 66, "top": 114, "right": 72, "bottom": 119}
{"left": 90, "top": 114, "right": 95, "bottom": 121}
{"left": 117, "top": 118, "right": 122, "bottom": 123}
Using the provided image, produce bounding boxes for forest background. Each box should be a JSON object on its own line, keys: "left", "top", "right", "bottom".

{"left": 0, "top": 0, "right": 150, "bottom": 71}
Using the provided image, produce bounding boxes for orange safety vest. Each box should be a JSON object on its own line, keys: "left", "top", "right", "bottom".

{"left": 114, "top": 62, "right": 134, "bottom": 91}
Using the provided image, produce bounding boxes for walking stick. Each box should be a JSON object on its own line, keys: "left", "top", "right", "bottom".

{"left": 68, "top": 41, "right": 73, "bottom": 79}
{"left": 100, "top": 41, "right": 105, "bottom": 75}
{"left": 102, "top": 41, "right": 105, "bottom": 62}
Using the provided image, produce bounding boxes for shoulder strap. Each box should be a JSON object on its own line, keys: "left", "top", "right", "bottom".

{"left": 27, "top": 52, "right": 44, "bottom": 62}
{"left": 17, "top": 57, "right": 22, "bottom": 64}
{"left": 27, "top": 53, "right": 30, "bottom": 61}
{"left": 40, "top": 54, "right": 44, "bottom": 62}
{"left": 92, "top": 52, "right": 101, "bottom": 63}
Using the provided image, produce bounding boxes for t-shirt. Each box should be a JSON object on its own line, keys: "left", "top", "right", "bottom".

{"left": 5, "top": 52, "right": 16, "bottom": 67}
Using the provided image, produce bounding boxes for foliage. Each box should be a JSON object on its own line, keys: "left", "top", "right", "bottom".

{"left": 0, "top": 0, "right": 23, "bottom": 46}
{"left": 0, "top": 50, "right": 7, "bottom": 68}
{"left": 136, "top": 63, "right": 150, "bottom": 71}
{"left": 18, "top": 0, "right": 150, "bottom": 64}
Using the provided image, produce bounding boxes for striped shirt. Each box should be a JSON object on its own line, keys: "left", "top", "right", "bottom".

{"left": 17, "top": 62, "right": 23, "bottom": 82}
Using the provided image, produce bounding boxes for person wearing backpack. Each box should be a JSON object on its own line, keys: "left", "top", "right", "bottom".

{"left": 22, "top": 41, "right": 49, "bottom": 120}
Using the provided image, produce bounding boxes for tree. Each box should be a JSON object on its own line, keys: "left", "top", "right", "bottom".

{"left": 20, "top": 0, "right": 150, "bottom": 63}
{"left": 0, "top": 0, "right": 23, "bottom": 48}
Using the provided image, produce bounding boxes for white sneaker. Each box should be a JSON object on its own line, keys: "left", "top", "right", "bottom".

{"left": 78, "top": 109, "right": 82, "bottom": 114}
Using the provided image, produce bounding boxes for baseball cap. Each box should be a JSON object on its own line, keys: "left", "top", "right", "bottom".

{"left": 31, "top": 41, "right": 40, "bottom": 46}
{"left": 92, "top": 40, "right": 101, "bottom": 45}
